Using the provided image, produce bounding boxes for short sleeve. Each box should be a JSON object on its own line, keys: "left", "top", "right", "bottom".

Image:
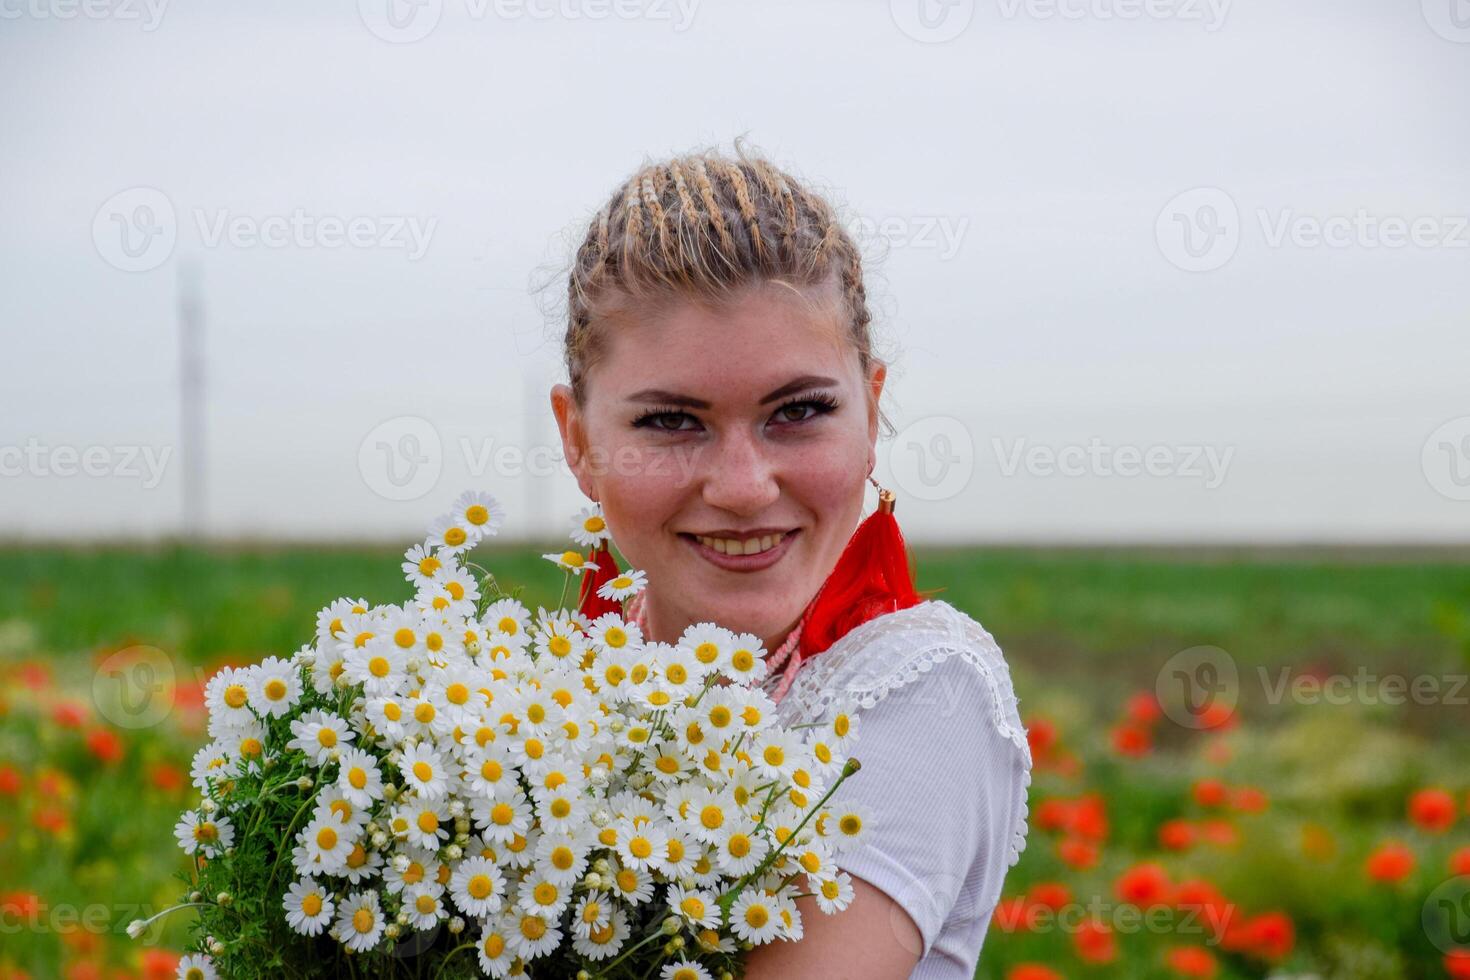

{"left": 827, "top": 654, "right": 1029, "bottom": 959}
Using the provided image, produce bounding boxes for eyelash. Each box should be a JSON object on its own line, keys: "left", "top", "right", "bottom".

{"left": 631, "top": 393, "right": 840, "bottom": 433}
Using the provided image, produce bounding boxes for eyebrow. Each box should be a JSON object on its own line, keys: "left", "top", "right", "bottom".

{"left": 626, "top": 375, "right": 840, "bottom": 410}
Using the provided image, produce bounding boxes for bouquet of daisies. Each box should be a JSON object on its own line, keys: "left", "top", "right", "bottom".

{"left": 137, "top": 490, "right": 866, "bottom": 980}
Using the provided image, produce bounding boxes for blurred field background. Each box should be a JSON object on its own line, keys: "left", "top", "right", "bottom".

{"left": 4, "top": 543, "right": 1470, "bottom": 978}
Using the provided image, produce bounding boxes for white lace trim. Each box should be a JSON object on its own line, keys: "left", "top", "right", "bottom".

{"left": 767, "top": 600, "right": 1033, "bottom": 868}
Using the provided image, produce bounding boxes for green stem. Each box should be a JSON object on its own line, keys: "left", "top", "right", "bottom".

{"left": 718, "top": 759, "right": 861, "bottom": 917}
{"left": 431, "top": 941, "right": 478, "bottom": 980}
{"left": 593, "top": 927, "right": 666, "bottom": 978}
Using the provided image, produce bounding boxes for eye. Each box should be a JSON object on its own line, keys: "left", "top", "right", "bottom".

{"left": 770, "top": 394, "right": 839, "bottom": 426}
{"left": 631, "top": 407, "right": 698, "bottom": 432}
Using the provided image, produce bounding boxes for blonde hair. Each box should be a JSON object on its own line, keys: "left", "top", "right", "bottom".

{"left": 561, "top": 139, "right": 893, "bottom": 434}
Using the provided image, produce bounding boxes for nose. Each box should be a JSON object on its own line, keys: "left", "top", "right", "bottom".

{"left": 698, "top": 426, "right": 781, "bottom": 516}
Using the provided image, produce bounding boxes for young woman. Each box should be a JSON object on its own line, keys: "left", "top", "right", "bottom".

{"left": 550, "top": 143, "right": 1032, "bottom": 979}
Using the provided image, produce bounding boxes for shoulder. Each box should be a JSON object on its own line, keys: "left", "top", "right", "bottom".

{"left": 779, "top": 600, "right": 1032, "bottom": 764}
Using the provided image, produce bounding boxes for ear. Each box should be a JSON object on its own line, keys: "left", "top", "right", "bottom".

{"left": 550, "top": 383, "right": 598, "bottom": 501}
{"left": 865, "top": 360, "right": 887, "bottom": 475}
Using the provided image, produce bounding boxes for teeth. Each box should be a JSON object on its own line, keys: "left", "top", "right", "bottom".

{"left": 695, "top": 532, "right": 786, "bottom": 556}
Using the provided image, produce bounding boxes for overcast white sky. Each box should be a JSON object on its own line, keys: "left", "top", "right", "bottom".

{"left": 2, "top": 0, "right": 1467, "bottom": 544}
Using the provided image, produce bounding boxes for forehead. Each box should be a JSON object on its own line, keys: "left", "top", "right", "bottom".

{"left": 597, "top": 285, "right": 860, "bottom": 399}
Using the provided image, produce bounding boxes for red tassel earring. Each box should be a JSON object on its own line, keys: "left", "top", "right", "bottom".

{"left": 577, "top": 540, "right": 625, "bottom": 622}
{"left": 797, "top": 475, "right": 926, "bottom": 661}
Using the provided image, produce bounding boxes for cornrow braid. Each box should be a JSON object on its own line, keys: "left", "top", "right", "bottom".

{"left": 563, "top": 142, "right": 889, "bottom": 434}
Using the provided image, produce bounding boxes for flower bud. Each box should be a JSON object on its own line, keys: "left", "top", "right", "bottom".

{"left": 371, "top": 832, "right": 388, "bottom": 848}
{"left": 297, "top": 776, "right": 314, "bottom": 791}
{"left": 126, "top": 919, "right": 147, "bottom": 940}
{"left": 209, "top": 941, "right": 225, "bottom": 956}
{"left": 216, "top": 892, "right": 232, "bottom": 906}
{"left": 448, "top": 916, "right": 465, "bottom": 935}
{"left": 661, "top": 916, "right": 681, "bottom": 935}
{"left": 384, "top": 923, "right": 400, "bottom": 940}
{"left": 445, "top": 844, "right": 463, "bottom": 861}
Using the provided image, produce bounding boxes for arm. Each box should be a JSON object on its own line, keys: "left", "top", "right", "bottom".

{"left": 741, "top": 875, "right": 922, "bottom": 979}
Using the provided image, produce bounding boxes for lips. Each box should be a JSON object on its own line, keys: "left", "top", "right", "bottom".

{"left": 679, "top": 529, "right": 799, "bottom": 572}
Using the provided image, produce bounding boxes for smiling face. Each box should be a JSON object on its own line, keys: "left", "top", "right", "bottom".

{"left": 551, "top": 281, "right": 885, "bottom": 651}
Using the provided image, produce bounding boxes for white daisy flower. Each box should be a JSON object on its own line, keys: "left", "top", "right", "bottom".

{"left": 189, "top": 742, "right": 233, "bottom": 791}
{"left": 678, "top": 623, "right": 733, "bottom": 674}
{"left": 713, "top": 818, "right": 769, "bottom": 877}
{"left": 813, "top": 869, "right": 856, "bottom": 913}
{"left": 315, "top": 597, "right": 370, "bottom": 648}
{"left": 331, "top": 890, "right": 385, "bottom": 952}
{"left": 607, "top": 858, "right": 654, "bottom": 905}
{"left": 508, "top": 909, "right": 562, "bottom": 961}
{"left": 401, "top": 542, "right": 450, "bottom": 587}
{"left": 569, "top": 889, "right": 612, "bottom": 940}
{"left": 335, "top": 748, "right": 385, "bottom": 808}
{"left": 174, "top": 810, "right": 234, "bottom": 858}
{"left": 516, "top": 868, "right": 571, "bottom": 920}
{"left": 822, "top": 801, "right": 873, "bottom": 853}
{"left": 449, "top": 855, "right": 506, "bottom": 917}
{"left": 542, "top": 549, "right": 598, "bottom": 574}
{"left": 176, "top": 954, "right": 218, "bottom": 980}
{"left": 586, "top": 613, "right": 641, "bottom": 654}
{"left": 462, "top": 742, "right": 519, "bottom": 798}
{"left": 682, "top": 786, "right": 738, "bottom": 845}
{"left": 283, "top": 878, "right": 334, "bottom": 936}
{"left": 750, "top": 727, "right": 804, "bottom": 781}
{"left": 247, "top": 656, "right": 302, "bottom": 718}
{"left": 339, "top": 838, "right": 382, "bottom": 885}
{"left": 297, "top": 812, "right": 354, "bottom": 874}
{"left": 729, "top": 890, "right": 782, "bottom": 945}
{"left": 827, "top": 705, "right": 860, "bottom": 750}
{"left": 343, "top": 641, "right": 407, "bottom": 697}
{"left": 535, "top": 830, "right": 590, "bottom": 886}
{"left": 203, "top": 667, "right": 254, "bottom": 735}
{"left": 399, "top": 742, "right": 451, "bottom": 800}
{"left": 383, "top": 846, "right": 441, "bottom": 894}
{"left": 471, "top": 792, "right": 534, "bottom": 844}
{"left": 723, "top": 631, "right": 769, "bottom": 684}
{"left": 595, "top": 567, "right": 646, "bottom": 601}
{"left": 426, "top": 513, "right": 477, "bottom": 555}
{"left": 393, "top": 796, "right": 450, "bottom": 851}
{"left": 659, "top": 960, "right": 714, "bottom": 980}
{"left": 614, "top": 818, "right": 669, "bottom": 873}
{"left": 287, "top": 710, "right": 354, "bottom": 766}
{"left": 570, "top": 903, "right": 628, "bottom": 960}
{"left": 643, "top": 738, "right": 693, "bottom": 785}
{"left": 666, "top": 883, "right": 720, "bottom": 929}
{"left": 568, "top": 504, "right": 610, "bottom": 547}
{"left": 402, "top": 882, "right": 448, "bottom": 931}
{"left": 654, "top": 827, "right": 700, "bottom": 879}
{"left": 476, "top": 912, "right": 518, "bottom": 978}
{"left": 363, "top": 694, "right": 410, "bottom": 743}
{"left": 480, "top": 598, "right": 531, "bottom": 639}
{"left": 453, "top": 489, "right": 506, "bottom": 540}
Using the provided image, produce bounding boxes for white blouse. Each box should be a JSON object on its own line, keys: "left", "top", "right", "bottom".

{"left": 766, "top": 600, "right": 1033, "bottom": 979}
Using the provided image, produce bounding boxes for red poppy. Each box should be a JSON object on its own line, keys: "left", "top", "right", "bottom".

{"left": 1229, "top": 786, "right": 1268, "bottom": 813}
{"left": 1158, "top": 819, "right": 1196, "bottom": 851}
{"left": 1449, "top": 845, "right": 1470, "bottom": 877}
{"left": 1165, "top": 945, "right": 1219, "bottom": 978}
{"left": 1111, "top": 724, "right": 1152, "bottom": 757}
{"left": 1199, "top": 819, "right": 1239, "bottom": 849}
{"left": 1116, "top": 862, "right": 1172, "bottom": 908}
{"left": 1006, "top": 966, "right": 1063, "bottom": 980}
{"left": 1026, "top": 716, "right": 1058, "bottom": 758}
{"left": 1408, "top": 788, "right": 1457, "bottom": 834}
{"left": 1026, "top": 882, "right": 1072, "bottom": 911}
{"left": 84, "top": 728, "right": 124, "bottom": 765}
{"left": 1364, "top": 840, "right": 1416, "bottom": 884}
{"left": 1035, "top": 797, "right": 1071, "bottom": 833}
{"left": 51, "top": 700, "right": 88, "bottom": 728}
{"left": 140, "top": 950, "right": 180, "bottom": 980}
{"left": 1125, "top": 691, "right": 1162, "bottom": 726}
{"left": 1068, "top": 794, "right": 1109, "bottom": 841}
{"left": 0, "top": 765, "right": 20, "bottom": 795}
{"left": 992, "top": 896, "right": 1035, "bottom": 932}
{"left": 1192, "top": 779, "right": 1228, "bottom": 808}
{"left": 1446, "top": 951, "right": 1470, "bottom": 980}
{"left": 1074, "top": 919, "right": 1117, "bottom": 964}
{"left": 1057, "top": 837, "right": 1100, "bottom": 871}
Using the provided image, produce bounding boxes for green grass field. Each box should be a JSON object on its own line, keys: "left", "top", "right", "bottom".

{"left": 3, "top": 544, "right": 1470, "bottom": 979}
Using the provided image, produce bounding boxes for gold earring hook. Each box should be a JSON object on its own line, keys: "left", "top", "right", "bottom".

{"left": 867, "top": 474, "right": 896, "bottom": 515}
